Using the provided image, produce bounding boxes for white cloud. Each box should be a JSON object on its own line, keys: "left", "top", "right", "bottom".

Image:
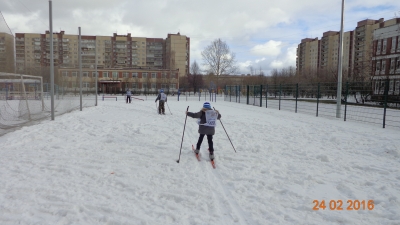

{"left": 250, "top": 40, "right": 283, "bottom": 56}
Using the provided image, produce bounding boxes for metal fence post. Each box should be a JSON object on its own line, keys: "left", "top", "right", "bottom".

{"left": 383, "top": 79, "right": 389, "bottom": 128}
{"left": 295, "top": 83, "right": 298, "bottom": 113}
{"left": 279, "top": 84, "right": 282, "bottom": 110}
{"left": 316, "top": 83, "right": 320, "bottom": 117}
{"left": 344, "top": 82, "right": 349, "bottom": 121}
{"left": 238, "top": 85, "right": 241, "bottom": 103}
{"left": 230, "top": 85, "right": 232, "bottom": 102}
{"left": 260, "top": 85, "right": 263, "bottom": 107}
{"left": 246, "top": 85, "right": 249, "bottom": 105}
{"left": 236, "top": 85, "right": 238, "bottom": 102}
{"left": 253, "top": 85, "right": 256, "bottom": 105}
{"left": 266, "top": 84, "right": 268, "bottom": 108}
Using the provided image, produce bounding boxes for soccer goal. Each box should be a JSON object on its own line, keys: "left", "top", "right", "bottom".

{"left": 0, "top": 72, "right": 44, "bottom": 123}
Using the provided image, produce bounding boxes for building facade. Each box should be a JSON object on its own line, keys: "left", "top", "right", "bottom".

{"left": 296, "top": 38, "right": 320, "bottom": 75}
{"left": 58, "top": 67, "right": 179, "bottom": 95}
{"left": 372, "top": 19, "right": 400, "bottom": 100}
{"left": 296, "top": 18, "right": 400, "bottom": 83}
{"left": 353, "top": 18, "right": 383, "bottom": 80}
{"left": 14, "top": 31, "right": 190, "bottom": 78}
{"left": 0, "top": 32, "right": 15, "bottom": 73}
{"left": 13, "top": 31, "right": 189, "bottom": 93}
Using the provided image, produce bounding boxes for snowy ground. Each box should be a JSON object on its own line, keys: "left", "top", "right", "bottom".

{"left": 1, "top": 96, "right": 399, "bottom": 225}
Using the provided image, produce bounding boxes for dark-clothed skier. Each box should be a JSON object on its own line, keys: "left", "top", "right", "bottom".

{"left": 186, "top": 102, "right": 221, "bottom": 161}
{"left": 155, "top": 89, "right": 167, "bottom": 114}
{"left": 126, "top": 89, "right": 132, "bottom": 103}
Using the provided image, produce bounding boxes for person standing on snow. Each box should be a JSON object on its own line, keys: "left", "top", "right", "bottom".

{"left": 186, "top": 102, "right": 221, "bottom": 161}
{"left": 126, "top": 89, "right": 132, "bottom": 103}
{"left": 155, "top": 89, "right": 167, "bottom": 114}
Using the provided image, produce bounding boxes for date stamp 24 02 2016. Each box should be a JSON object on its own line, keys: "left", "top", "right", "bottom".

{"left": 313, "top": 200, "right": 374, "bottom": 211}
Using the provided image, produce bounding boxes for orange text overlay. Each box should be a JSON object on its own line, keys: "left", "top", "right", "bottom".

{"left": 313, "top": 200, "right": 374, "bottom": 211}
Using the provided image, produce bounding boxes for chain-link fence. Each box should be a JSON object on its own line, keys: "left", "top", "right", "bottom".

{"left": 225, "top": 80, "right": 400, "bottom": 129}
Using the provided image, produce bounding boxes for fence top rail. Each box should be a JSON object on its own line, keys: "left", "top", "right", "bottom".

{"left": 0, "top": 72, "right": 43, "bottom": 80}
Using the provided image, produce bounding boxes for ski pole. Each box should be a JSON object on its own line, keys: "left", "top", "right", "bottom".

{"left": 166, "top": 102, "right": 172, "bottom": 115}
{"left": 177, "top": 106, "right": 189, "bottom": 163}
{"left": 213, "top": 107, "right": 236, "bottom": 153}
{"left": 155, "top": 101, "right": 158, "bottom": 114}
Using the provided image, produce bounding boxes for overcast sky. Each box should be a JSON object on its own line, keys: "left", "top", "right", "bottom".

{"left": 1, "top": 0, "right": 399, "bottom": 75}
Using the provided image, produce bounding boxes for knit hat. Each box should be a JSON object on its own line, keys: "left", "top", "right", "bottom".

{"left": 160, "top": 89, "right": 164, "bottom": 93}
{"left": 203, "top": 102, "right": 211, "bottom": 109}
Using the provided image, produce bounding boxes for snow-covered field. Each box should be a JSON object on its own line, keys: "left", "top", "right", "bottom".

{"left": 0, "top": 97, "right": 399, "bottom": 225}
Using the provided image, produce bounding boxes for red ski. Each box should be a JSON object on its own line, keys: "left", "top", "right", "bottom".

{"left": 208, "top": 148, "right": 216, "bottom": 169}
{"left": 192, "top": 145, "right": 201, "bottom": 161}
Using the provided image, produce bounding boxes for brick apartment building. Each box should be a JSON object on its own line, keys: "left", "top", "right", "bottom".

{"left": 11, "top": 31, "right": 189, "bottom": 94}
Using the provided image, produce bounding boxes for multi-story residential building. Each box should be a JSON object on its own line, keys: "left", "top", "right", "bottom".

{"left": 296, "top": 30, "right": 353, "bottom": 79}
{"left": 0, "top": 32, "right": 15, "bottom": 73}
{"left": 14, "top": 31, "right": 190, "bottom": 78}
{"left": 372, "top": 19, "right": 400, "bottom": 100}
{"left": 295, "top": 18, "right": 400, "bottom": 83}
{"left": 353, "top": 18, "right": 383, "bottom": 80}
{"left": 165, "top": 33, "right": 190, "bottom": 78}
{"left": 320, "top": 31, "right": 339, "bottom": 72}
{"left": 296, "top": 37, "right": 320, "bottom": 75}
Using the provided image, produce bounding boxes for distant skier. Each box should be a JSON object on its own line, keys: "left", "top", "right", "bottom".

{"left": 186, "top": 102, "right": 221, "bottom": 161}
{"left": 155, "top": 89, "right": 167, "bottom": 114}
{"left": 126, "top": 89, "right": 132, "bottom": 103}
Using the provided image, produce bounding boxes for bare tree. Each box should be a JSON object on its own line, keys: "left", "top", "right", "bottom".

{"left": 190, "top": 60, "right": 203, "bottom": 93}
{"left": 201, "top": 38, "right": 238, "bottom": 93}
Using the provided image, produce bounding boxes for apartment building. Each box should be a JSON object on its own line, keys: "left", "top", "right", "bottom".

{"left": 297, "top": 30, "right": 353, "bottom": 78}
{"left": 165, "top": 33, "right": 190, "bottom": 77}
{"left": 353, "top": 18, "right": 383, "bottom": 79}
{"left": 14, "top": 31, "right": 190, "bottom": 78}
{"left": 296, "top": 37, "right": 320, "bottom": 75}
{"left": 372, "top": 19, "right": 400, "bottom": 99}
{"left": 0, "top": 32, "right": 15, "bottom": 73}
{"left": 295, "top": 18, "right": 400, "bottom": 83}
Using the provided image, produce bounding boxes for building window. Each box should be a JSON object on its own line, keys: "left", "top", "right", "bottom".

{"left": 396, "top": 36, "right": 400, "bottom": 52}
{"left": 376, "top": 40, "right": 381, "bottom": 55}
{"left": 376, "top": 61, "right": 381, "bottom": 71}
{"left": 142, "top": 72, "right": 147, "bottom": 78}
{"left": 103, "top": 72, "right": 109, "bottom": 78}
{"left": 112, "top": 71, "right": 118, "bottom": 78}
{"left": 142, "top": 83, "right": 147, "bottom": 89}
{"left": 92, "top": 72, "right": 98, "bottom": 77}
{"left": 132, "top": 83, "right": 137, "bottom": 89}
{"left": 151, "top": 83, "right": 156, "bottom": 89}
{"left": 83, "top": 72, "right": 89, "bottom": 77}
{"left": 83, "top": 82, "right": 90, "bottom": 88}
{"left": 123, "top": 72, "right": 129, "bottom": 78}
{"left": 151, "top": 73, "right": 156, "bottom": 78}
{"left": 396, "top": 57, "right": 400, "bottom": 70}
{"left": 170, "top": 84, "right": 176, "bottom": 89}
{"left": 62, "top": 71, "right": 68, "bottom": 77}
{"left": 389, "top": 80, "right": 394, "bottom": 94}
{"left": 391, "top": 37, "right": 397, "bottom": 53}
{"left": 72, "top": 72, "right": 78, "bottom": 77}
{"left": 382, "top": 39, "right": 387, "bottom": 53}
{"left": 132, "top": 72, "right": 138, "bottom": 78}
{"left": 390, "top": 58, "right": 395, "bottom": 74}
{"left": 162, "top": 73, "right": 167, "bottom": 78}
{"left": 395, "top": 81, "right": 400, "bottom": 95}
{"left": 161, "top": 84, "right": 167, "bottom": 89}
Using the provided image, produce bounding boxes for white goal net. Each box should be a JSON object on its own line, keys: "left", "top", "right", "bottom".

{"left": 0, "top": 73, "right": 45, "bottom": 131}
